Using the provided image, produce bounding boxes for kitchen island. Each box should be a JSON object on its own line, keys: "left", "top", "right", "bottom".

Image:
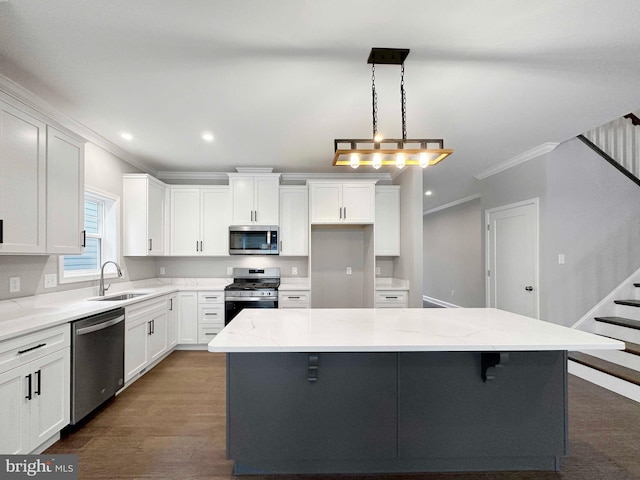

{"left": 208, "top": 308, "right": 623, "bottom": 475}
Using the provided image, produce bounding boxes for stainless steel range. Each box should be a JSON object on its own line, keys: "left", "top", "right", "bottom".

{"left": 224, "top": 268, "right": 280, "bottom": 325}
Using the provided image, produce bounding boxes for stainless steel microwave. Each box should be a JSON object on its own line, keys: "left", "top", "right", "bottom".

{"left": 229, "top": 225, "right": 279, "bottom": 255}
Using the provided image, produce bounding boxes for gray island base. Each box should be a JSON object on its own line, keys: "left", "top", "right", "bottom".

{"left": 227, "top": 350, "right": 566, "bottom": 475}
{"left": 210, "top": 307, "right": 623, "bottom": 475}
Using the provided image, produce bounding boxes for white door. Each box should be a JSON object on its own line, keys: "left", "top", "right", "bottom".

{"left": 147, "top": 180, "right": 165, "bottom": 255}
{"left": 0, "top": 364, "right": 30, "bottom": 454}
{"left": 124, "top": 318, "right": 149, "bottom": 382}
{"left": 253, "top": 177, "right": 279, "bottom": 225}
{"left": 178, "top": 292, "right": 198, "bottom": 344}
{"left": 310, "top": 183, "right": 342, "bottom": 223}
{"left": 486, "top": 199, "right": 539, "bottom": 318}
{"left": 148, "top": 311, "right": 168, "bottom": 363}
{"left": 342, "top": 184, "right": 374, "bottom": 223}
{"left": 230, "top": 177, "right": 254, "bottom": 224}
{"left": 279, "top": 186, "right": 309, "bottom": 255}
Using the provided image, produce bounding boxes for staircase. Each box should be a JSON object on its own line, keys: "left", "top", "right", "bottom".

{"left": 570, "top": 280, "right": 640, "bottom": 402}
{"left": 579, "top": 113, "right": 640, "bottom": 186}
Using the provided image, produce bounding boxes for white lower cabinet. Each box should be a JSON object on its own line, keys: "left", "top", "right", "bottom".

{"left": 178, "top": 292, "right": 199, "bottom": 344}
{"left": 167, "top": 294, "right": 178, "bottom": 349}
{"left": 198, "top": 292, "right": 225, "bottom": 343}
{"left": 0, "top": 324, "right": 70, "bottom": 454}
{"left": 375, "top": 291, "right": 409, "bottom": 308}
{"left": 279, "top": 291, "right": 311, "bottom": 308}
{"left": 124, "top": 297, "right": 169, "bottom": 382}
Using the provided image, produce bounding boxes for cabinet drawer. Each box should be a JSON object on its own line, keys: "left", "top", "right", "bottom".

{"left": 126, "top": 297, "right": 167, "bottom": 322}
{"left": 279, "top": 292, "right": 310, "bottom": 308}
{"left": 198, "top": 292, "right": 224, "bottom": 304}
{"left": 199, "top": 324, "right": 223, "bottom": 344}
{"left": 375, "top": 291, "right": 408, "bottom": 307}
{"left": 0, "top": 324, "right": 70, "bottom": 374}
{"left": 199, "top": 306, "right": 225, "bottom": 326}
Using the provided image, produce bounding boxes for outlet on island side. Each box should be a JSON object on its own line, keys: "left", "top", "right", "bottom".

{"left": 9, "top": 277, "right": 20, "bottom": 293}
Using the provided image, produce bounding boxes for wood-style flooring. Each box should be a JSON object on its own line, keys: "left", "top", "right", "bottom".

{"left": 46, "top": 351, "right": 640, "bottom": 480}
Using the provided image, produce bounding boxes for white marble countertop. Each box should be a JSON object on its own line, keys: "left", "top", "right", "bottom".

{"left": 0, "top": 277, "right": 232, "bottom": 342}
{"left": 208, "top": 308, "right": 624, "bottom": 353}
{"left": 375, "top": 277, "right": 410, "bottom": 291}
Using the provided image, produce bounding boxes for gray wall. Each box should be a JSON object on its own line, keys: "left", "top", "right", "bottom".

{"left": 423, "top": 198, "right": 484, "bottom": 307}
{"left": 545, "top": 139, "right": 640, "bottom": 326}
{"left": 423, "top": 136, "right": 640, "bottom": 327}
{"left": 157, "top": 256, "right": 309, "bottom": 279}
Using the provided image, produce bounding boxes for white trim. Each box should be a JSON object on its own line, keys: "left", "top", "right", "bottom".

{"left": 157, "top": 171, "right": 230, "bottom": 182}
{"left": 0, "top": 74, "right": 155, "bottom": 176}
{"left": 474, "top": 142, "right": 559, "bottom": 180}
{"left": 571, "top": 265, "right": 640, "bottom": 329}
{"left": 423, "top": 194, "right": 481, "bottom": 216}
{"left": 422, "top": 295, "right": 462, "bottom": 308}
{"left": 485, "top": 198, "right": 540, "bottom": 318}
{"left": 569, "top": 360, "right": 640, "bottom": 403}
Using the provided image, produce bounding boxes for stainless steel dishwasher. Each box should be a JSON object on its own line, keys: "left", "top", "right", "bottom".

{"left": 70, "top": 307, "right": 125, "bottom": 424}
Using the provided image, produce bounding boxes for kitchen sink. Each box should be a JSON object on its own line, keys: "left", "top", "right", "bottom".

{"left": 89, "top": 292, "right": 150, "bottom": 301}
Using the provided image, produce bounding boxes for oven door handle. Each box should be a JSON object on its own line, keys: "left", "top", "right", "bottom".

{"left": 76, "top": 315, "right": 125, "bottom": 335}
{"left": 225, "top": 297, "right": 278, "bottom": 302}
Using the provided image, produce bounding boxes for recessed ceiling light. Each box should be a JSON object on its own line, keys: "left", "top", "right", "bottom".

{"left": 425, "top": 190, "right": 433, "bottom": 196}
{"left": 120, "top": 132, "right": 133, "bottom": 141}
{"left": 202, "top": 132, "right": 214, "bottom": 143}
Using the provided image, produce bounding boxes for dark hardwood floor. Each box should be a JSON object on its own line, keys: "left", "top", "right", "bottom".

{"left": 47, "top": 351, "right": 640, "bottom": 480}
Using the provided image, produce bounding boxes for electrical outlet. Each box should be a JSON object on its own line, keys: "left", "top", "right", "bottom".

{"left": 346, "top": 267, "right": 352, "bottom": 275}
{"left": 43, "top": 274, "right": 57, "bottom": 289}
{"left": 558, "top": 254, "right": 565, "bottom": 264}
{"left": 9, "top": 277, "right": 20, "bottom": 293}
{"left": 451, "top": 290, "right": 455, "bottom": 296}
{"left": 159, "top": 267, "right": 166, "bottom": 275}
{"left": 227, "top": 267, "right": 233, "bottom": 275}
{"left": 375, "top": 267, "right": 381, "bottom": 275}
{"left": 292, "top": 267, "right": 298, "bottom": 275}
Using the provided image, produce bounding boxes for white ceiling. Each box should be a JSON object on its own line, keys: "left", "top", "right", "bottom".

{"left": 1, "top": 0, "right": 640, "bottom": 211}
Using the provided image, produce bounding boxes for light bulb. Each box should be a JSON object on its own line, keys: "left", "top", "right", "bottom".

{"left": 395, "top": 153, "right": 406, "bottom": 169}
{"left": 350, "top": 153, "right": 360, "bottom": 169}
{"left": 202, "top": 132, "right": 214, "bottom": 142}
{"left": 374, "top": 133, "right": 384, "bottom": 143}
{"left": 372, "top": 153, "right": 382, "bottom": 170}
{"left": 419, "top": 152, "right": 430, "bottom": 168}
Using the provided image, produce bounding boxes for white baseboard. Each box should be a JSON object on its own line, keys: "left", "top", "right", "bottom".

{"left": 568, "top": 360, "right": 640, "bottom": 403}
{"left": 422, "top": 295, "right": 461, "bottom": 308}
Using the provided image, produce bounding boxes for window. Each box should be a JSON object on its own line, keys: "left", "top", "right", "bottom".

{"left": 60, "top": 188, "right": 119, "bottom": 283}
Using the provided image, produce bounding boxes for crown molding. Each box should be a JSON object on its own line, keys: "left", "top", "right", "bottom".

{"left": 423, "top": 194, "right": 481, "bottom": 216}
{"left": 474, "top": 142, "right": 559, "bottom": 180}
{"left": 156, "top": 171, "right": 230, "bottom": 182}
{"left": 282, "top": 172, "right": 392, "bottom": 182}
{"left": 0, "top": 73, "right": 157, "bottom": 176}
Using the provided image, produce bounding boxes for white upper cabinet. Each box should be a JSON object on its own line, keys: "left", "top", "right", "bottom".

{"left": 123, "top": 174, "right": 166, "bottom": 256}
{"left": 229, "top": 173, "right": 280, "bottom": 225}
{"left": 279, "top": 186, "right": 309, "bottom": 256}
{"left": 170, "top": 186, "right": 230, "bottom": 256}
{"left": 375, "top": 186, "right": 400, "bottom": 256}
{"left": 308, "top": 180, "right": 376, "bottom": 224}
{"left": 46, "top": 127, "right": 85, "bottom": 255}
{"left": 0, "top": 99, "right": 47, "bottom": 254}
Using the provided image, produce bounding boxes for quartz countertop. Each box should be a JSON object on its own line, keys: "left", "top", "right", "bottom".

{"left": 208, "top": 308, "right": 623, "bottom": 353}
{"left": 0, "top": 277, "right": 232, "bottom": 342}
{"left": 375, "top": 277, "right": 410, "bottom": 290}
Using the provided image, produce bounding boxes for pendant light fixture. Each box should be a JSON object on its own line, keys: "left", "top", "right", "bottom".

{"left": 333, "top": 48, "right": 453, "bottom": 169}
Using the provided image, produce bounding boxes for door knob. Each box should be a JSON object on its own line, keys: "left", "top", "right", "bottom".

{"left": 525, "top": 286, "right": 534, "bottom": 292}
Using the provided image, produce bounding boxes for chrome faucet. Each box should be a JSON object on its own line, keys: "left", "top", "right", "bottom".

{"left": 99, "top": 261, "right": 123, "bottom": 296}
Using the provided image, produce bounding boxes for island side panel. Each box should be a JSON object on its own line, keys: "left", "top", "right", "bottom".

{"left": 398, "top": 351, "right": 567, "bottom": 462}
{"left": 227, "top": 352, "right": 398, "bottom": 462}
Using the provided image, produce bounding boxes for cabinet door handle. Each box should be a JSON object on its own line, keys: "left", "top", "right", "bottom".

{"left": 169, "top": 298, "right": 173, "bottom": 311}
{"left": 148, "top": 238, "right": 152, "bottom": 251}
{"left": 18, "top": 343, "right": 46, "bottom": 355}
{"left": 344, "top": 206, "right": 347, "bottom": 219}
{"left": 196, "top": 241, "right": 199, "bottom": 252}
{"left": 152, "top": 319, "right": 155, "bottom": 334}
{"left": 0, "top": 219, "right": 3, "bottom": 244}
{"left": 148, "top": 321, "right": 152, "bottom": 336}
{"left": 254, "top": 210, "right": 257, "bottom": 222}
{"left": 25, "top": 374, "right": 32, "bottom": 400}
{"left": 386, "top": 296, "right": 398, "bottom": 299}
{"left": 35, "top": 369, "right": 41, "bottom": 396}
{"left": 288, "top": 296, "right": 300, "bottom": 299}
{"left": 308, "top": 354, "right": 319, "bottom": 382}
{"left": 81, "top": 229, "right": 86, "bottom": 247}
{"left": 200, "top": 241, "right": 203, "bottom": 252}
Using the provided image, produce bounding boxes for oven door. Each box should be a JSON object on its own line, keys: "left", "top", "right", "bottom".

{"left": 225, "top": 297, "right": 278, "bottom": 325}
